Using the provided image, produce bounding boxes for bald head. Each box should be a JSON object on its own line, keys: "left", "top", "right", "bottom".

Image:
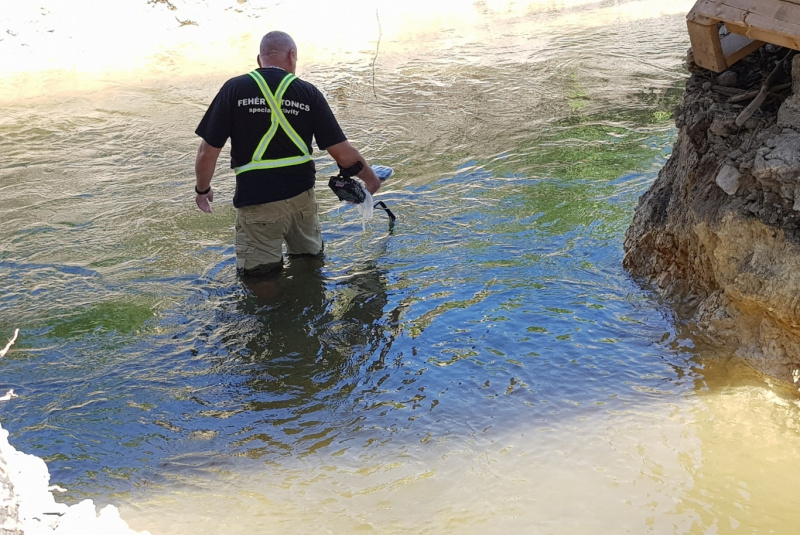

{"left": 257, "top": 31, "right": 298, "bottom": 72}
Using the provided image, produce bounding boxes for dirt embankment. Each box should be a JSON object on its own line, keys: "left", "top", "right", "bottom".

{"left": 624, "top": 46, "right": 800, "bottom": 384}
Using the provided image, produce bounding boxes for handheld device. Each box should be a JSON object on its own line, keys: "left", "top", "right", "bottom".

{"left": 328, "top": 162, "right": 367, "bottom": 204}
{"left": 328, "top": 163, "right": 396, "bottom": 221}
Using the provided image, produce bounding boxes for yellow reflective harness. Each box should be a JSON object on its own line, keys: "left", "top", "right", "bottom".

{"left": 234, "top": 70, "right": 312, "bottom": 175}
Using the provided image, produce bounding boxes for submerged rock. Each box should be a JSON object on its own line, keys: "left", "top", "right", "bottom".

{"left": 0, "top": 423, "right": 150, "bottom": 535}
{"left": 624, "top": 47, "right": 800, "bottom": 384}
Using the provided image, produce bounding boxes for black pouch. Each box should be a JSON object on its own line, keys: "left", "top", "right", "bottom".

{"left": 328, "top": 161, "right": 365, "bottom": 204}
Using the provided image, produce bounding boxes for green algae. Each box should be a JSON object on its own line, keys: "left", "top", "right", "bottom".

{"left": 48, "top": 300, "right": 156, "bottom": 339}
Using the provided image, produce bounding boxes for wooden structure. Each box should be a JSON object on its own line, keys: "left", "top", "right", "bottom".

{"left": 687, "top": 0, "right": 800, "bottom": 72}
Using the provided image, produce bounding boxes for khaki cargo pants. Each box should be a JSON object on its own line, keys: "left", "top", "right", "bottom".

{"left": 235, "top": 188, "right": 323, "bottom": 274}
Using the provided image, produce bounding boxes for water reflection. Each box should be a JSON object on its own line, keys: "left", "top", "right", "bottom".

{"left": 191, "top": 256, "right": 396, "bottom": 461}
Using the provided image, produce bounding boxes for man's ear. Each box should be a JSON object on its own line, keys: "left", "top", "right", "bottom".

{"left": 256, "top": 55, "right": 262, "bottom": 67}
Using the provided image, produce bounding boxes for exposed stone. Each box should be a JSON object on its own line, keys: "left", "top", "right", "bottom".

{"left": 0, "top": 423, "right": 150, "bottom": 535}
{"left": 777, "top": 97, "right": 800, "bottom": 128}
{"left": 751, "top": 132, "right": 800, "bottom": 190}
{"left": 778, "top": 55, "right": 800, "bottom": 128}
{"left": 716, "top": 70, "right": 738, "bottom": 87}
{"left": 0, "top": 436, "right": 23, "bottom": 535}
{"left": 708, "top": 115, "right": 738, "bottom": 136}
{"left": 715, "top": 164, "right": 741, "bottom": 195}
{"left": 624, "top": 47, "right": 800, "bottom": 384}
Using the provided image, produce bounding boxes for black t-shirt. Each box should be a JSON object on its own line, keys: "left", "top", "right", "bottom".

{"left": 196, "top": 67, "right": 346, "bottom": 207}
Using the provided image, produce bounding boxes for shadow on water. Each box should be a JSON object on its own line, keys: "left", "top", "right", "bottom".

{"left": 119, "top": 253, "right": 403, "bottom": 486}
{"left": 215, "top": 255, "right": 397, "bottom": 459}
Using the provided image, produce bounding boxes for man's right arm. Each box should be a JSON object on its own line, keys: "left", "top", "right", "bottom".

{"left": 326, "top": 140, "right": 381, "bottom": 195}
{"left": 195, "top": 140, "right": 222, "bottom": 213}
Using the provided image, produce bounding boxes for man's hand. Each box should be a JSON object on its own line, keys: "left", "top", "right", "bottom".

{"left": 195, "top": 140, "right": 222, "bottom": 213}
{"left": 196, "top": 188, "right": 214, "bottom": 213}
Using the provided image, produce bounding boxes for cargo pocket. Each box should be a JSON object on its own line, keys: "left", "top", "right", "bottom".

{"left": 241, "top": 211, "right": 284, "bottom": 239}
{"left": 286, "top": 207, "right": 323, "bottom": 256}
{"left": 300, "top": 208, "right": 322, "bottom": 237}
{"left": 236, "top": 207, "right": 286, "bottom": 269}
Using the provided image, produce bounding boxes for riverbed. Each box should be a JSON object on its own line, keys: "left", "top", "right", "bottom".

{"left": 3, "top": 0, "right": 800, "bottom": 533}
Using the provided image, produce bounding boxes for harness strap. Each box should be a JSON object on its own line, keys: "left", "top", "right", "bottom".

{"left": 234, "top": 71, "right": 312, "bottom": 175}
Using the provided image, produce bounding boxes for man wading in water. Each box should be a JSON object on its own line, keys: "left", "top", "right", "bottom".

{"left": 194, "top": 30, "right": 381, "bottom": 276}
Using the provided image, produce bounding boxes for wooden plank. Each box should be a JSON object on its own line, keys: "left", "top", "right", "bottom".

{"left": 685, "top": 5, "right": 715, "bottom": 25}
{"left": 693, "top": 0, "right": 800, "bottom": 24}
{"left": 771, "top": 4, "right": 800, "bottom": 27}
{"left": 692, "top": 0, "right": 749, "bottom": 24}
{"left": 774, "top": 1, "right": 800, "bottom": 22}
{"left": 686, "top": 13, "right": 716, "bottom": 27}
{"left": 687, "top": 18, "right": 728, "bottom": 71}
{"left": 723, "top": 19, "right": 800, "bottom": 40}
{"left": 724, "top": 14, "right": 800, "bottom": 49}
{"left": 702, "top": 0, "right": 790, "bottom": 18}
{"left": 723, "top": 19, "right": 800, "bottom": 39}
{"left": 686, "top": 0, "right": 800, "bottom": 69}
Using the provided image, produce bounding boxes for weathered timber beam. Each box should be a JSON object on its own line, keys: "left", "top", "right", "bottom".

{"left": 725, "top": 20, "right": 800, "bottom": 50}
{"left": 686, "top": 12, "right": 765, "bottom": 72}
{"left": 688, "top": 17, "right": 728, "bottom": 71}
{"left": 693, "top": 0, "right": 800, "bottom": 23}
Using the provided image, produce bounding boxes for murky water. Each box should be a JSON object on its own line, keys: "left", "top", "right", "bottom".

{"left": 3, "top": 0, "right": 800, "bottom": 533}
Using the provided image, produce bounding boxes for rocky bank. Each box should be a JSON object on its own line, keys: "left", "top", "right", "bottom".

{"left": 0, "top": 422, "right": 150, "bottom": 535}
{"left": 624, "top": 45, "right": 800, "bottom": 385}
